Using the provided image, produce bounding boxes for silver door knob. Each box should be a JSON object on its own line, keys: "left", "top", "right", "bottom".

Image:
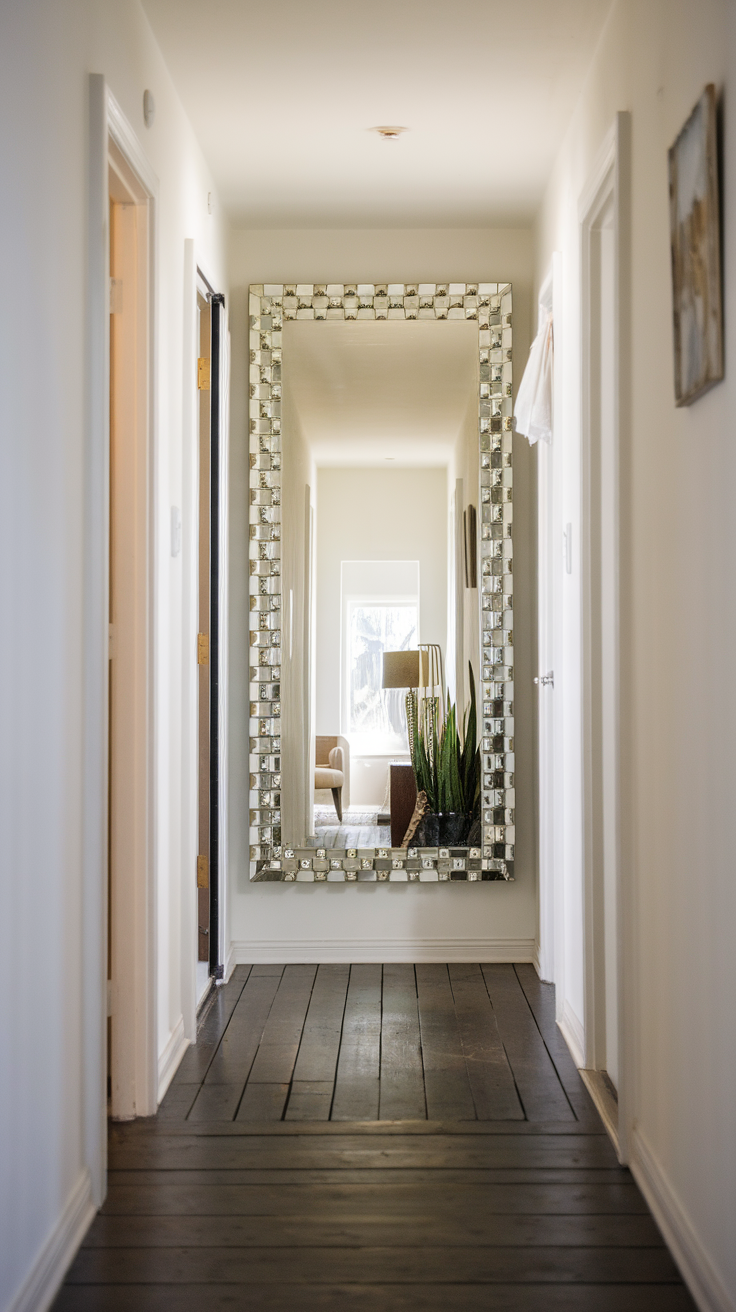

{"left": 534, "top": 671, "right": 554, "bottom": 687}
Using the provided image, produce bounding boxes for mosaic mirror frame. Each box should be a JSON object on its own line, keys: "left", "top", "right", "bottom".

{"left": 248, "top": 281, "right": 514, "bottom": 883}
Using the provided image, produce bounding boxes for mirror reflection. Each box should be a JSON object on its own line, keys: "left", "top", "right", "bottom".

{"left": 280, "top": 319, "right": 481, "bottom": 852}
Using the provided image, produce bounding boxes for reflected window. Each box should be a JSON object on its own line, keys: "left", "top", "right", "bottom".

{"left": 346, "top": 600, "right": 418, "bottom": 748}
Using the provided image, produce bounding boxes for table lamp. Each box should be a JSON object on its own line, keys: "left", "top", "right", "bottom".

{"left": 381, "top": 650, "right": 426, "bottom": 693}
{"left": 382, "top": 650, "right": 429, "bottom": 764}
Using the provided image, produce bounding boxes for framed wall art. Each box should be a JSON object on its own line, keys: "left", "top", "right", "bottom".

{"left": 668, "top": 83, "right": 723, "bottom": 406}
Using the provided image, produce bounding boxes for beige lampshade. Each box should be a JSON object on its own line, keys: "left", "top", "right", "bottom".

{"left": 381, "top": 649, "right": 429, "bottom": 690}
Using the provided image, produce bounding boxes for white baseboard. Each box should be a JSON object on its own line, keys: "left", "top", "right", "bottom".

{"left": 157, "top": 1014, "right": 188, "bottom": 1103}
{"left": 580, "top": 1068, "right": 619, "bottom": 1155}
{"left": 229, "top": 938, "right": 537, "bottom": 964}
{"left": 8, "top": 1168, "right": 95, "bottom": 1312}
{"left": 631, "top": 1126, "right": 735, "bottom": 1312}
{"left": 557, "top": 999, "right": 585, "bottom": 1069}
{"left": 223, "top": 943, "right": 237, "bottom": 982}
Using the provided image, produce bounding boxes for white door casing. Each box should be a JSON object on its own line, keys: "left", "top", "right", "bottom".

{"left": 579, "top": 111, "right": 632, "bottom": 1161}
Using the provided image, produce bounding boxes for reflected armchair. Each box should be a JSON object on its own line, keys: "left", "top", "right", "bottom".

{"left": 314, "top": 735, "right": 350, "bottom": 822}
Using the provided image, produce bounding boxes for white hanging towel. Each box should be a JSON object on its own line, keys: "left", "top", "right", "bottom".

{"left": 514, "top": 312, "right": 553, "bottom": 445}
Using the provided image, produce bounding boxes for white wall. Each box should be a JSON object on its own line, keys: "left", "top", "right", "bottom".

{"left": 279, "top": 379, "right": 316, "bottom": 843}
{"left": 450, "top": 395, "right": 483, "bottom": 711}
{"left": 227, "top": 227, "right": 537, "bottom": 958}
{"left": 0, "top": 3, "right": 228, "bottom": 1308}
{"left": 535, "top": 0, "right": 736, "bottom": 1305}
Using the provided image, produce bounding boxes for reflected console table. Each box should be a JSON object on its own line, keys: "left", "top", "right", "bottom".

{"left": 390, "top": 762, "right": 417, "bottom": 849}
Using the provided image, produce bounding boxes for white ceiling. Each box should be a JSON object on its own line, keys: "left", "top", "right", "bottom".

{"left": 286, "top": 319, "right": 477, "bottom": 465}
{"left": 142, "top": 0, "right": 611, "bottom": 227}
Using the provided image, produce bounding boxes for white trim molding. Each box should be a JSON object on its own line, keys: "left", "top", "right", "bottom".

{"left": 579, "top": 109, "right": 633, "bottom": 1165}
{"left": 181, "top": 239, "right": 200, "bottom": 1044}
{"left": 558, "top": 999, "right": 586, "bottom": 1070}
{"left": 7, "top": 1170, "right": 95, "bottom": 1312}
{"left": 90, "top": 77, "right": 160, "bottom": 1127}
{"left": 580, "top": 1068, "right": 619, "bottom": 1153}
{"left": 631, "top": 1127, "right": 735, "bottom": 1312}
{"left": 229, "top": 938, "right": 537, "bottom": 965}
{"left": 157, "top": 1015, "right": 189, "bottom": 1103}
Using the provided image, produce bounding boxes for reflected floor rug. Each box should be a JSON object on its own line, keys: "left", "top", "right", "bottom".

{"left": 309, "top": 807, "right": 390, "bottom": 849}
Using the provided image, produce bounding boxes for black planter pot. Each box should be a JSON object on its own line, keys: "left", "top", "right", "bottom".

{"left": 414, "top": 812, "right": 440, "bottom": 847}
{"left": 414, "top": 811, "right": 472, "bottom": 847}
{"left": 466, "top": 814, "right": 482, "bottom": 848}
{"left": 439, "top": 812, "right": 472, "bottom": 845}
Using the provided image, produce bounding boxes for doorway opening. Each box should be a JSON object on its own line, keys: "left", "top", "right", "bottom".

{"left": 194, "top": 275, "right": 227, "bottom": 995}
{"left": 196, "top": 286, "right": 212, "bottom": 998}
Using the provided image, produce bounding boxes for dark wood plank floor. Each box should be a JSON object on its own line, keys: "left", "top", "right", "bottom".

{"left": 54, "top": 964, "right": 696, "bottom": 1310}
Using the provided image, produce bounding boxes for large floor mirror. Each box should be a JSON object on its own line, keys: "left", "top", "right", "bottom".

{"left": 249, "top": 283, "right": 514, "bottom": 882}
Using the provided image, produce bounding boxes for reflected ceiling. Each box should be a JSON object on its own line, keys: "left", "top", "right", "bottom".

{"left": 285, "top": 320, "right": 478, "bottom": 465}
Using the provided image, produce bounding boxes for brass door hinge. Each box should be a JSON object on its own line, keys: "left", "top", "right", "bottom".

{"left": 198, "top": 356, "right": 210, "bottom": 390}
{"left": 197, "top": 855, "right": 209, "bottom": 889}
{"left": 197, "top": 632, "right": 209, "bottom": 665}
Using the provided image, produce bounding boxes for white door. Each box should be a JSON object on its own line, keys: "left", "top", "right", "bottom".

{"left": 580, "top": 120, "right": 627, "bottom": 1106}
{"left": 591, "top": 200, "right": 619, "bottom": 1090}
{"left": 536, "top": 255, "right": 563, "bottom": 988}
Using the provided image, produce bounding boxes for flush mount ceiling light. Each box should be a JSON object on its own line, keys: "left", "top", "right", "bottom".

{"left": 371, "top": 125, "right": 408, "bottom": 141}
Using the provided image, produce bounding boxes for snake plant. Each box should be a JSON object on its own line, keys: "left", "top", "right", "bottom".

{"left": 407, "top": 663, "right": 480, "bottom": 818}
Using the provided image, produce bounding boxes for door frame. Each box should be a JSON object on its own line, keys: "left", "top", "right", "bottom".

{"left": 182, "top": 251, "right": 230, "bottom": 1019}
{"left": 86, "top": 75, "right": 158, "bottom": 1200}
{"left": 579, "top": 112, "right": 632, "bottom": 1162}
{"left": 208, "top": 292, "right": 229, "bottom": 978}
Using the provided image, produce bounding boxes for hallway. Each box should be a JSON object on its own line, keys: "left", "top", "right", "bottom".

{"left": 4, "top": 4, "right": 736, "bottom": 1310}
{"left": 53, "top": 968, "right": 695, "bottom": 1309}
